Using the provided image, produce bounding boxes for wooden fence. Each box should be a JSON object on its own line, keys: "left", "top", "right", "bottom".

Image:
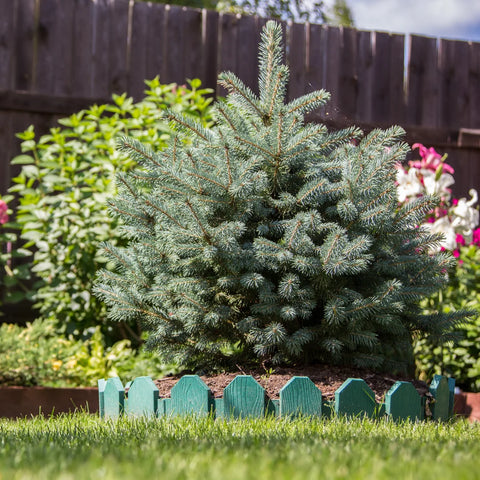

{"left": 1, "top": 0, "right": 480, "bottom": 197}
{"left": 98, "top": 374, "right": 455, "bottom": 422}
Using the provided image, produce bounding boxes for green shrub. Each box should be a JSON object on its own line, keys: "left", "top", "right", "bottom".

{"left": 95, "top": 22, "right": 461, "bottom": 373}
{"left": 9, "top": 78, "right": 213, "bottom": 343}
{"left": 415, "top": 244, "right": 480, "bottom": 391}
{"left": 0, "top": 319, "right": 178, "bottom": 387}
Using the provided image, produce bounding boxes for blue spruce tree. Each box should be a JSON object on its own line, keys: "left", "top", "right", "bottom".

{"left": 95, "top": 21, "right": 462, "bottom": 373}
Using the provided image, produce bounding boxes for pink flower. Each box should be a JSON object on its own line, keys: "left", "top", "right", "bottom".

{"left": 453, "top": 249, "right": 460, "bottom": 258}
{"left": 411, "top": 143, "right": 454, "bottom": 174}
{"left": 456, "top": 234, "right": 466, "bottom": 246}
{"left": 473, "top": 228, "right": 480, "bottom": 246}
{"left": 452, "top": 198, "right": 459, "bottom": 206}
{"left": 0, "top": 200, "right": 8, "bottom": 225}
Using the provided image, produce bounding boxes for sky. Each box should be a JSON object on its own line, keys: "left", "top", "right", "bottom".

{"left": 340, "top": 0, "right": 480, "bottom": 43}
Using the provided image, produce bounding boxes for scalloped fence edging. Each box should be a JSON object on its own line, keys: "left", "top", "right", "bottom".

{"left": 97, "top": 374, "right": 455, "bottom": 422}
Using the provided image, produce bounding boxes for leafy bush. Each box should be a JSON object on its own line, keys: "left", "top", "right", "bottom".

{"left": 0, "top": 195, "right": 31, "bottom": 309}
{"left": 95, "top": 22, "right": 460, "bottom": 373}
{"left": 396, "top": 144, "right": 480, "bottom": 391}
{"left": 415, "top": 244, "right": 480, "bottom": 392}
{"left": 0, "top": 319, "right": 178, "bottom": 387}
{"left": 9, "top": 78, "right": 213, "bottom": 342}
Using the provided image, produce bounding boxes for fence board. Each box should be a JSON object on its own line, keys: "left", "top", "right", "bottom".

{"left": 407, "top": 35, "right": 438, "bottom": 127}
{"left": 429, "top": 375, "right": 449, "bottom": 421}
{"left": 181, "top": 7, "right": 204, "bottom": 84}
{"left": 14, "top": 0, "right": 37, "bottom": 91}
{"left": 202, "top": 9, "right": 219, "bottom": 90}
{"left": 71, "top": 0, "right": 94, "bottom": 97}
{"left": 91, "top": 0, "right": 111, "bottom": 99}
{"left": 171, "top": 375, "right": 213, "bottom": 417}
{"left": 324, "top": 26, "right": 341, "bottom": 120}
{"left": 0, "top": 0, "right": 15, "bottom": 90}
{"left": 279, "top": 376, "right": 322, "bottom": 418}
{"left": 385, "top": 381, "right": 422, "bottom": 422}
{"left": 103, "top": 377, "right": 125, "bottom": 419}
{"left": 144, "top": 3, "right": 166, "bottom": 84}
{"left": 36, "top": 0, "right": 75, "bottom": 95}
{"left": 129, "top": 1, "right": 150, "bottom": 100}
{"left": 372, "top": 32, "right": 405, "bottom": 124}
{"left": 108, "top": 0, "right": 130, "bottom": 95}
{"left": 468, "top": 41, "right": 480, "bottom": 127}
{"left": 163, "top": 5, "right": 187, "bottom": 86}
{"left": 234, "top": 15, "right": 259, "bottom": 93}
{"left": 439, "top": 38, "right": 470, "bottom": 128}
{"left": 338, "top": 27, "right": 357, "bottom": 119}
{"left": 288, "top": 22, "right": 307, "bottom": 100}
{"left": 223, "top": 375, "right": 265, "bottom": 418}
{"left": 335, "top": 378, "right": 377, "bottom": 418}
{"left": 217, "top": 12, "right": 239, "bottom": 96}
{"left": 355, "top": 30, "right": 373, "bottom": 123}
{"left": 126, "top": 376, "right": 159, "bottom": 417}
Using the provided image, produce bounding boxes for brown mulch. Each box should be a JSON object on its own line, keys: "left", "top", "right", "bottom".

{"left": 153, "top": 364, "right": 430, "bottom": 402}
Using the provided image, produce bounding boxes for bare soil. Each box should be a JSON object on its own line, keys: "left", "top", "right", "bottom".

{"left": 153, "top": 364, "right": 430, "bottom": 402}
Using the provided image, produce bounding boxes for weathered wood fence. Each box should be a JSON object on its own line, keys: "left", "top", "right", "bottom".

{"left": 98, "top": 374, "right": 455, "bottom": 422}
{"left": 1, "top": 0, "right": 480, "bottom": 197}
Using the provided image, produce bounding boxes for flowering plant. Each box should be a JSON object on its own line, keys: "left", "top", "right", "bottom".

{"left": 399, "top": 144, "right": 480, "bottom": 391}
{"left": 396, "top": 143, "right": 480, "bottom": 256}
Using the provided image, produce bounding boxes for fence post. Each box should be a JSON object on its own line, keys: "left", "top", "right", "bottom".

{"left": 335, "top": 378, "right": 377, "bottom": 418}
{"left": 103, "top": 377, "right": 125, "bottom": 419}
{"left": 223, "top": 375, "right": 265, "bottom": 418}
{"left": 385, "top": 381, "right": 422, "bottom": 422}
{"left": 279, "top": 376, "right": 322, "bottom": 418}
{"left": 125, "top": 376, "right": 159, "bottom": 417}
{"left": 170, "top": 375, "right": 214, "bottom": 417}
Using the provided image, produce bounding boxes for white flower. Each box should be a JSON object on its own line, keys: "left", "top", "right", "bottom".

{"left": 422, "top": 170, "right": 454, "bottom": 199}
{"left": 396, "top": 167, "right": 423, "bottom": 202}
{"left": 428, "top": 216, "right": 457, "bottom": 251}
{"left": 451, "top": 189, "right": 479, "bottom": 241}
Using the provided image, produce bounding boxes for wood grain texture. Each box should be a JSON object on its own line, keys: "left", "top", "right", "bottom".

{"left": 335, "top": 378, "right": 376, "bottom": 418}
{"left": 170, "top": 375, "right": 213, "bottom": 417}
{"left": 430, "top": 375, "right": 450, "bottom": 421}
{"left": 126, "top": 376, "right": 159, "bottom": 417}
{"left": 279, "top": 376, "right": 322, "bottom": 418}
{"left": 0, "top": 0, "right": 15, "bottom": 90}
{"left": 103, "top": 377, "right": 125, "bottom": 419}
{"left": 223, "top": 375, "right": 265, "bottom": 418}
{"left": 385, "top": 381, "right": 422, "bottom": 422}
{"left": 97, "top": 379, "right": 106, "bottom": 418}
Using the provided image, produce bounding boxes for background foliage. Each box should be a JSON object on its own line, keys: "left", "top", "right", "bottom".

{"left": 8, "top": 78, "right": 213, "bottom": 345}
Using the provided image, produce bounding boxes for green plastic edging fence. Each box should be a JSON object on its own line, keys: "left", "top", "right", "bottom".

{"left": 97, "top": 374, "right": 455, "bottom": 422}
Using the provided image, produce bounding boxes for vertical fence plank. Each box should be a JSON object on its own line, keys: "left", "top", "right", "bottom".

{"left": 407, "top": 35, "right": 439, "bottom": 127}
{"left": 0, "top": 112, "right": 13, "bottom": 195}
{"left": 385, "top": 381, "right": 422, "bottom": 422}
{"left": 71, "top": 0, "right": 94, "bottom": 97}
{"left": 234, "top": 14, "right": 259, "bottom": 93}
{"left": 202, "top": 8, "right": 219, "bottom": 91}
{"left": 108, "top": 0, "right": 129, "bottom": 95}
{"left": 181, "top": 7, "right": 204, "bottom": 84}
{"left": 448, "top": 377, "right": 455, "bottom": 417}
{"left": 324, "top": 26, "right": 341, "bottom": 120}
{"left": 279, "top": 376, "right": 322, "bottom": 418}
{"left": 98, "top": 379, "right": 106, "bottom": 418}
{"left": 145, "top": 3, "right": 166, "bottom": 83}
{"left": 372, "top": 32, "right": 405, "bottom": 125}
{"left": 335, "top": 378, "right": 377, "bottom": 418}
{"left": 305, "top": 23, "right": 326, "bottom": 92}
{"left": 0, "top": 0, "right": 15, "bottom": 90}
{"left": 288, "top": 22, "right": 307, "bottom": 100}
{"left": 35, "top": 0, "right": 75, "bottom": 95}
{"left": 170, "top": 375, "right": 213, "bottom": 417}
{"left": 338, "top": 27, "right": 357, "bottom": 122}
{"left": 430, "top": 375, "right": 450, "bottom": 421}
{"left": 223, "top": 375, "right": 265, "bottom": 418}
{"left": 91, "top": 0, "right": 111, "bottom": 99}
{"left": 355, "top": 30, "right": 373, "bottom": 123}
{"left": 216, "top": 12, "right": 238, "bottom": 96}
{"left": 104, "top": 377, "right": 125, "bottom": 419}
{"left": 468, "top": 41, "right": 480, "bottom": 128}
{"left": 163, "top": 5, "right": 186, "bottom": 85}
{"left": 129, "top": 1, "right": 150, "bottom": 100}
{"left": 439, "top": 38, "right": 470, "bottom": 128}
{"left": 126, "top": 376, "right": 159, "bottom": 417}
{"left": 14, "top": 0, "right": 37, "bottom": 91}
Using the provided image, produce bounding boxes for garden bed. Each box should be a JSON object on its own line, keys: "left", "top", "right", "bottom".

{"left": 0, "top": 386, "right": 98, "bottom": 418}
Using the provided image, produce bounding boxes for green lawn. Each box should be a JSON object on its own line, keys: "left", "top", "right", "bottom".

{"left": 0, "top": 413, "right": 479, "bottom": 480}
